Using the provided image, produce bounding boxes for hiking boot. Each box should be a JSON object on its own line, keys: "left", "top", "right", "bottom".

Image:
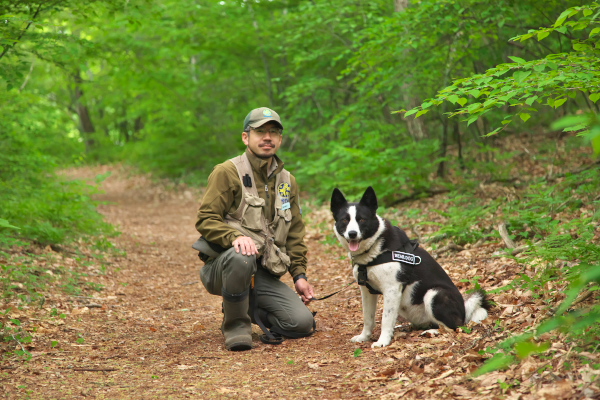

{"left": 222, "top": 288, "right": 253, "bottom": 351}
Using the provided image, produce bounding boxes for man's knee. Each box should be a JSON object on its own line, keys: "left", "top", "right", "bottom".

{"left": 222, "top": 249, "right": 257, "bottom": 293}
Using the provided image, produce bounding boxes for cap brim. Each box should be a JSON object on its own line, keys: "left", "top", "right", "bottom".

{"left": 248, "top": 118, "right": 283, "bottom": 129}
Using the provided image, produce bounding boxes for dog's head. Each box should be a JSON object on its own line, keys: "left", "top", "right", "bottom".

{"left": 331, "top": 186, "right": 381, "bottom": 253}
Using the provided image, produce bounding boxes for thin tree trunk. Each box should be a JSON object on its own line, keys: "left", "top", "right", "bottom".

{"left": 437, "top": 116, "right": 448, "bottom": 177}
{"left": 454, "top": 119, "right": 464, "bottom": 170}
{"left": 395, "top": 0, "right": 427, "bottom": 140}
{"left": 249, "top": 5, "right": 275, "bottom": 106}
{"left": 73, "top": 71, "right": 96, "bottom": 152}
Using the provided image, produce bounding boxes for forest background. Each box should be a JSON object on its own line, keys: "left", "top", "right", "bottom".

{"left": 1, "top": 0, "right": 599, "bottom": 385}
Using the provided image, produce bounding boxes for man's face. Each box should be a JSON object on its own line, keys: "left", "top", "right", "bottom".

{"left": 242, "top": 121, "right": 283, "bottom": 159}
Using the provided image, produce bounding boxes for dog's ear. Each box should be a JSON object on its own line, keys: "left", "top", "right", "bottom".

{"left": 331, "top": 188, "right": 347, "bottom": 214}
{"left": 359, "top": 186, "right": 378, "bottom": 212}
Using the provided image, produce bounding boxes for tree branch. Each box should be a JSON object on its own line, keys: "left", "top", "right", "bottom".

{"left": 0, "top": 3, "right": 43, "bottom": 61}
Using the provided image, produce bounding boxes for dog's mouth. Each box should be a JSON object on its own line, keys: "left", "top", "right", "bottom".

{"left": 348, "top": 239, "right": 361, "bottom": 252}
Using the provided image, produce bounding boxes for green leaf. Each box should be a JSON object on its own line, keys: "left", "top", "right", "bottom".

{"left": 421, "top": 102, "right": 433, "bottom": 109}
{"left": 469, "top": 89, "right": 481, "bottom": 98}
{"left": 554, "top": 98, "right": 567, "bottom": 108}
{"left": 525, "top": 96, "right": 538, "bottom": 105}
{"left": 415, "top": 109, "right": 430, "bottom": 118}
{"left": 513, "top": 70, "right": 532, "bottom": 83}
{"left": 404, "top": 109, "right": 419, "bottom": 117}
{"left": 473, "top": 353, "right": 516, "bottom": 376}
{"left": 0, "top": 219, "right": 20, "bottom": 229}
{"left": 508, "top": 56, "right": 526, "bottom": 64}
{"left": 590, "top": 27, "right": 600, "bottom": 38}
{"left": 592, "top": 132, "right": 600, "bottom": 155}
{"left": 457, "top": 97, "right": 468, "bottom": 107}
{"left": 515, "top": 341, "right": 550, "bottom": 359}
{"left": 484, "top": 127, "right": 502, "bottom": 136}
{"left": 467, "top": 115, "right": 479, "bottom": 126}
{"left": 520, "top": 113, "right": 531, "bottom": 122}
{"left": 554, "top": 8, "right": 576, "bottom": 28}
{"left": 590, "top": 93, "right": 600, "bottom": 103}
{"left": 447, "top": 95, "right": 459, "bottom": 104}
{"left": 537, "top": 30, "right": 550, "bottom": 41}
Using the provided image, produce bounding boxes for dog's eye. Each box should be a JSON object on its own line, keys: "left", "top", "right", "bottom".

{"left": 358, "top": 218, "right": 366, "bottom": 223}
{"left": 342, "top": 218, "right": 349, "bottom": 223}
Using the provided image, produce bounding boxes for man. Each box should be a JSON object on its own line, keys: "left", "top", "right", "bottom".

{"left": 194, "top": 107, "right": 316, "bottom": 351}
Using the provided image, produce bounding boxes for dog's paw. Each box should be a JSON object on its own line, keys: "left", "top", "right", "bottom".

{"left": 371, "top": 339, "right": 391, "bottom": 348}
{"left": 350, "top": 334, "right": 371, "bottom": 343}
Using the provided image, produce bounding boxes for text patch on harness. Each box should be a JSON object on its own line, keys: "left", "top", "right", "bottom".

{"left": 392, "top": 251, "right": 421, "bottom": 265}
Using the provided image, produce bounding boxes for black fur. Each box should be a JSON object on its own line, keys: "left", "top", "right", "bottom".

{"left": 331, "top": 186, "right": 490, "bottom": 346}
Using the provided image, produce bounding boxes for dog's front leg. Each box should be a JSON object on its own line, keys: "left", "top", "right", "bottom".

{"left": 351, "top": 286, "right": 378, "bottom": 343}
{"left": 372, "top": 288, "right": 401, "bottom": 348}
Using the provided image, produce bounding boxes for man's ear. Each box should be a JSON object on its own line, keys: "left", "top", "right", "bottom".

{"left": 242, "top": 131, "right": 249, "bottom": 145}
{"left": 359, "top": 186, "right": 378, "bottom": 213}
{"left": 331, "top": 188, "right": 347, "bottom": 214}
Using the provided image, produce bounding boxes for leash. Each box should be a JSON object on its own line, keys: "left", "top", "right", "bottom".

{"left": 310, "top": 280, "right": 356, "bottom": 301}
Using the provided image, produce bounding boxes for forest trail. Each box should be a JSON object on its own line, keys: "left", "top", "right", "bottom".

{"left": 2, "top": 165, "right": 593, "bottom": 399}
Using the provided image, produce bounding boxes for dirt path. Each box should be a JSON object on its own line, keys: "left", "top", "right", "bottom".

{"left": 2, "top": 165, "right": 595, "bottom": 399}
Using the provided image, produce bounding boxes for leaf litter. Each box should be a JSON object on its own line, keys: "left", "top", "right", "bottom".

{"left": 1, "top": 144, "right": 599, "bottom": 399}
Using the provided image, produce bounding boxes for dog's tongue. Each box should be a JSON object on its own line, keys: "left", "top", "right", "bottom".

{"left": 349, "top": 240, "right": 360, "bottom": 252}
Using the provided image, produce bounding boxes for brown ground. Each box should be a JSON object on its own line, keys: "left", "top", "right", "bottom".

{"left": 1, "top": 158, "right": 598, "bottom": 399}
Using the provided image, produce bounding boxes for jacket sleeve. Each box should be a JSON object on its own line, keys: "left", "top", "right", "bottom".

{"left": 286, "top": 174, "right": 308, "bottom": 278}
{"left": 195, "top": 164, "right": 243, "bottom": 248}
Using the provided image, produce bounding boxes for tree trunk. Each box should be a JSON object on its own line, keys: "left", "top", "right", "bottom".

{"left": 249, "top": 4, "right": 275, "bottom": 107}
{"left": 437, "top": 116, "right": 448, "bottom": 177}
{"left": 73, "top": 72, "right": 96, "bottom": 152}
{"left": 396, "top": 0, "right": 427, "bottom": 140}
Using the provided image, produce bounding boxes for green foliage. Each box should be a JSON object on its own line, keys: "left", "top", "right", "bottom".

{"left": 0, "top": 91, "right": 114, "bottom": 248}
{"left": 414, "top": 166, "right": 600, "bottom": 375}
{"left": 406, "top": 2, "right": 600, "bottom": 154}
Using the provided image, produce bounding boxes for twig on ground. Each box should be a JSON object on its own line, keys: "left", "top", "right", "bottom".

{"left": 72, "top": 367, "right": 118, "bottom": 372}
{"left": 433, "top": 242, "right": 464, "bottom": 256}
{"left": 498, "top": 223, "right": 516, "bottom": 249}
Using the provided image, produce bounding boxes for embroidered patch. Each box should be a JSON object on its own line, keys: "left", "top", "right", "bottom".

{"left": 263, "top": 109, "right": 272, "bottom": 117}
{"left": 278, "top": 182, "right": 291, "bottom": 199}
{"left": 391, "top": 251, "right": 421, "bottom": 265}
{"left": 281, "top": 202, "right": 291, "bottom": 211}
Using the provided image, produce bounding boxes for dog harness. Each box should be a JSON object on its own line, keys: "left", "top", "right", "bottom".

{"left": 356, "top": 238, "right": 420, "bottom": 295}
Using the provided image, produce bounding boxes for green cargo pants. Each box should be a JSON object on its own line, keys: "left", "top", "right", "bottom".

{"left": 199, "top": 247, "right": 315, "bottom": 336}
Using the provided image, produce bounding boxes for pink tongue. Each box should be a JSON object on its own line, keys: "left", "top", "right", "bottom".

{"left": 349, "top": 241, "right": 360, "bottom": 251}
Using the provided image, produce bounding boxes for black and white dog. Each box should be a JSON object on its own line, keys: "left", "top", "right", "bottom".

{"left": 331, "top": 186, "right": 490, "bottom": 348}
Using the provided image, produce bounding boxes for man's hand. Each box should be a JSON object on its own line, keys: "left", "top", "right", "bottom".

{"left": 232, "top": 236, "right": 259, "bottom": 256}
{"left": 295, "top": 278, "right": 315, "bottom": 305}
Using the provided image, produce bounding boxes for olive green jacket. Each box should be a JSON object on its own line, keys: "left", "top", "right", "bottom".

{"left": 195, "top": 149, "right": 308, "bottom": 278}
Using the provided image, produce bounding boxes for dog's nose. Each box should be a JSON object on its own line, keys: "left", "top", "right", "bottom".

{"left": 348, "top": 231, "right": 358, "bottom": 239}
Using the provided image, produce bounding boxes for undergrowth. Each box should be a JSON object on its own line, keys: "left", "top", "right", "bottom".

{"left": 400, "top": 166, "right": 600, "bottom": 375}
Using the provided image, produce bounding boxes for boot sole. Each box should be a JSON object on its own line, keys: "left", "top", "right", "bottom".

{"left": 227, "top": 342, "right": 254, "bottom": 351}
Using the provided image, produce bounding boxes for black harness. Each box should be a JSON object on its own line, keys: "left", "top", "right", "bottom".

{"left": 356, "top": 239, "right": 421, "bottom": 295}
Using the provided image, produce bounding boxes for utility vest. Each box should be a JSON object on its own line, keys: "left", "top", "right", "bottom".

{"left": 224, "top": 153, "right": 293, "bottom": 277}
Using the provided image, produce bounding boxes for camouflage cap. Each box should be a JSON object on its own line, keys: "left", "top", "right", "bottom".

{"left": 243, "top": 107, "right": 283, "bottom": 131}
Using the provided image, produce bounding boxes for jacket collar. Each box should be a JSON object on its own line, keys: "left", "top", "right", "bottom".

{"left": 245, "top": 148, "right": 284, "bottom": 177}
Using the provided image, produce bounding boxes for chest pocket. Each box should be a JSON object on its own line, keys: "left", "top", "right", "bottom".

{"left": 272, "top": 208, "right": 292, "bottom": 246}
{"left": 241, "top": 192, "right": 265, "bottom": 232}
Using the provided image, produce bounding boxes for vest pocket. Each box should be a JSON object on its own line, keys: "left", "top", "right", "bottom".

{"left": 273, "top": 208, "right": 292, "bottom": 246}
{"left": 263, "top": 240, "right": 290, "bottom": 277}
{"left": 241, "top": 193, "right": 265, "bottom": 232}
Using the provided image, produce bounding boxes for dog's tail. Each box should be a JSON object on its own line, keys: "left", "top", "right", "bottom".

{"left": 464, "top": 289, "right": 492, "bottom": 324}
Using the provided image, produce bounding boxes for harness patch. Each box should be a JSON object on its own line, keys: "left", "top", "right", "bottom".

{"left": 391, "top": 251, "right": 421, "bottom": 265}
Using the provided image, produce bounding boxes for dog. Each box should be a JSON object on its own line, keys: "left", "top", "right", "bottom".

{"left": 331, "top": 186, "right": 490, "bottom": 348}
